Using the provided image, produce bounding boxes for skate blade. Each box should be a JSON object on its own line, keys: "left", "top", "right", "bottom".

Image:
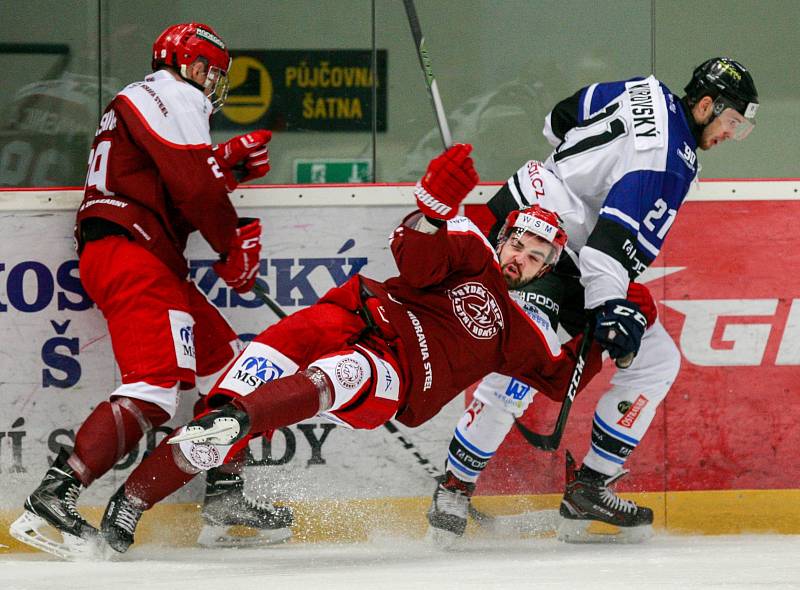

{"left": 9, "top": 511, "right": 103, "bottom": 561}
{"left": 197, "top": 524, "right": 292, "bottom": 548}
{"left": 556, "top": 517, "right": 653, "bottom": 544}
{"left": 424, "top": 525, "right": 463, "bottom": 550}
{"left": 168, "top": 423, "right": 236, "bottom": 445}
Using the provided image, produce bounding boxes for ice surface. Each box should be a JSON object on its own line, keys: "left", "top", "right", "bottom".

{"left": 3, "top": 534, "right": 800, "bottom": 590}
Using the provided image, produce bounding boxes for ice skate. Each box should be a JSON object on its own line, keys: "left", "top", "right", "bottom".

{"left": 557, "top": 451, "right": 653, "bottom": 544}
{"left": 100, "top": 484, "right": 145, "bottom": 554}
{"left": 197, "top": 469, "right": 293, "bottom": 548}
{"left": 168, "top": 404, "right": 251, "bottom": 445}
{"left": 425, "top": 472, "right": 475, "bottom": 548}
{"left": 8, "top": 448, "right": 101, "bottom": 560}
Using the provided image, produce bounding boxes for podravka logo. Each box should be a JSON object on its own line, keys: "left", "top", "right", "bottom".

{"left": 449, "top": 282, "right": 504, "bottom": 340}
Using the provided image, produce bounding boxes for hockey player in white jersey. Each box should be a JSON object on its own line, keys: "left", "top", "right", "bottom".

{"left": 427, "top": 57, "right": 759, "bottom": 543}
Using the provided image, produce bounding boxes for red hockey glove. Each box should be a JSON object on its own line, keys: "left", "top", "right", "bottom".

{"left": 213, "top": 218, "right": 262, "bottom": 293}
{"left": 414, "top": 143, "right": 479, "bottom": 221}
{"left": 212, "top": 130, "right": 272, "bottom": 190}
{"left": 626, "top": 281, "right": 657, "bottom": 327}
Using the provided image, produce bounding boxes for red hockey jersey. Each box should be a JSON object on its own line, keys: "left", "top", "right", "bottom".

{"left": 363, "top": 214, "right": 602, "bottom": 427}
{"left": 75, "top": 70, "right": 238, "bottom": 277}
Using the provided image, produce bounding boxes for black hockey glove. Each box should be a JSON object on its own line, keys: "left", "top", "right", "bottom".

{"left": 593, "top": 299, "right": 648, "bottom": 362}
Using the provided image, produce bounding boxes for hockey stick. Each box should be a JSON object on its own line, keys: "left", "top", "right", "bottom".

{"left": 252, "top": 280, "right": 288, "bottom": 320}
{"left": 381, "top": 421, "right": 491, "bottom": 524}
{"left": 402, "top": 0, "right": 453, "bottom": 148}
{"left": 514, "top": 322, "right": 593, "bottom": 451}
{"left": 382, "top": 421, "right": 559, "bottom": 535}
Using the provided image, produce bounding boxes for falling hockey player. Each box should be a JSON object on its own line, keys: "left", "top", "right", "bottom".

{"left": 90, "top": 143, "right": 657, "bottom": 556}
{"left": 425, "top": 57, "right": 759, "bottom": 543}
{"left": 9, "top": 23, "right": 292, "bottom": 559}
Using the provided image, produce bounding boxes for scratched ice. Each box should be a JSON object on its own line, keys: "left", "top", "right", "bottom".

{"left": 3, "top": 534, "right": 800, "bottom": 590}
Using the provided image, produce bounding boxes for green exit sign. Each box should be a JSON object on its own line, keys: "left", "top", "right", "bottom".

{"left": 293, "top": 159, "right": 372, "bottom": 184}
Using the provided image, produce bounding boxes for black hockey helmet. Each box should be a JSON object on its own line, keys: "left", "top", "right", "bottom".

{"left": 684, "top": 57, "right": 759, "bottom": 120}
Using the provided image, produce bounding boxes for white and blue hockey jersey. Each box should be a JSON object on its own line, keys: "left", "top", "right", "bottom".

{"left": 489, "top": 75, "right": 698, "bottom": 308}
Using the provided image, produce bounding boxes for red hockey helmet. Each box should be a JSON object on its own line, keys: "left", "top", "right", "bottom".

{"left": 152, "top": 23, "right": 231, "bottom": 112}
{"left": 499, "top": 205, "right": 568, "bottom": 265}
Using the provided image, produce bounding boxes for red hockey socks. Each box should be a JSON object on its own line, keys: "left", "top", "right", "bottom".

{"left": 234, "top": 371, "right": 323, "bottom": 433}
{"left": 121, "top": 373, "right": 323, "bottom": 508}
{"left": 123, "top": 435, "right": 199, "bottom": 509}
{"left": 70, "top": 397, "right": 170, "bottom": 486}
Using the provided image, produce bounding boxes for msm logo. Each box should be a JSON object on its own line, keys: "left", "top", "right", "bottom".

{"left": 179, "top": 325, "right": 195, "bottom": 358}
{"left": 179, "top": 325, "right": 193, "bottom": 345}
{"left": 234, "top": 356, "right": 285, "bottom": 388}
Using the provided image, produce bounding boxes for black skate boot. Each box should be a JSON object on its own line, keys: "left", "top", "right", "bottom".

{"left": 8, "top": 448, "right": 100, "bottom": 560}
{"left": 197, "top": 469, "right": 293, "bottom": 548}
{"left": 557, "top": 450, "right": 653, "bottom": 543}
{"left": 100, "top": 484, "right": 145, "bottom": 554}
{"left": 425, "top": 472, "right": 476, "bottom": 547}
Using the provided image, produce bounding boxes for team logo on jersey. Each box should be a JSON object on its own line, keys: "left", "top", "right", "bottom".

{"left": 240, "top": 356, "right": 285, "bottom": 384}
{"left": 505, "top": 378, "right": 531, "bottom": 401}
{"left": 334, "top": 358, "right": 364, "bottom": 389}
{"left": 449, "top": 282, "right": 504, "bottom": 340}
{"left": 515, "top": 290, "right": 560, "bottom": 315}
{"left": 179, "top": 325, "right": 193, "bottom": 345}
{"left": 617, "top": 394, "right": 649, "bottom": 428}
{"left": 219, "top": 343, "right": 298, "bottom": 396}
{"left": 377, "top": 358, "right": 393, "bottom": 392}
{"left": 511, "top": 293, "right": 552, "bottom": 332}
{"left": 677, "top": 142, "right": 697, "bottom": 172}
{"left": 524, "top": 160, "right": 546, "bottom": 200}
{"left": 188, "top": 442, "right": 221, "bottom": 469}
{"left": 169, "top": 310, "right": 196, "bottom": 370}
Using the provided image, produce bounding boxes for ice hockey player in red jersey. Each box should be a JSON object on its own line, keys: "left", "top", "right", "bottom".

{"left": 426, "top": 57, "right": 758, "bottom": 545}
{"left": 9, "top": 23, "right": 290, "bottom": 560}
{"left": 90, "top": 143, "right": 651, "bottom": 556}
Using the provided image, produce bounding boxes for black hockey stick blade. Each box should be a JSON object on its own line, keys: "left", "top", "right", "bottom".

{"left": 514, "top": 323, "right": 594, "bottom": 451}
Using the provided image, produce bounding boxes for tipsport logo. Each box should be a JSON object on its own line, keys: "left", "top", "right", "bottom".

{"left": 234, "top": 355, "right": 285, "bottom": 388}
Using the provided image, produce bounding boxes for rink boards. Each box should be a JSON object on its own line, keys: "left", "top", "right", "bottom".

{"left": 1, "top": 180, "right": 799, "bottom": 550}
